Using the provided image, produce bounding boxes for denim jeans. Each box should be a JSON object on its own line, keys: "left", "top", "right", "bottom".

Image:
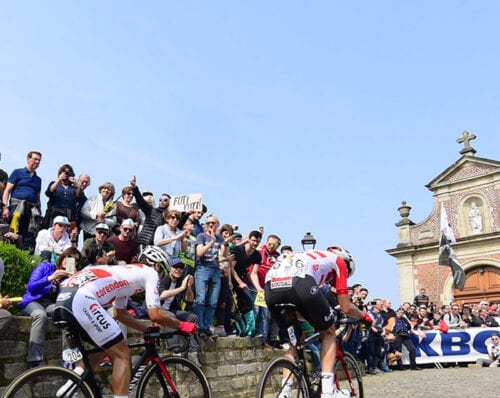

{"left": 193, "top": 266, "right": 221, "bottom": 331}
{"left": 22, "top": 299, "right": 57, "bottom": 363}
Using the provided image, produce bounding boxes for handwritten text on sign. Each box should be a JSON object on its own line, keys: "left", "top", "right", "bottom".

{"left": 169, "top": 193, "right": 203, "bottom": 212}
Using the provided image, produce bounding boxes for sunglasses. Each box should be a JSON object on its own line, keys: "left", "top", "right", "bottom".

{"left": 123, "top": 227, "right": 133, "bottom": 232}
{"left": 169, "top": 216, "right": 179, "bottom": 220}
{"left": 96, "top": 230, "right": 108, "bottom": 235}
{"left": 159, "top": 198, "right": 169, "bottom": 202}
{"left": 55, "top": 223, "right": 68, "bottom": 227}
{"left": 172, "top": 264, "right": 185, "bottom": 270}
{"left": 124, "top": 192, "right": 133, "bottom": 195}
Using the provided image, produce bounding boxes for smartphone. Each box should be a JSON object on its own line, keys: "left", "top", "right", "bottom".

{"left": 65, "top": 257, "right": 76, "bottom": 274}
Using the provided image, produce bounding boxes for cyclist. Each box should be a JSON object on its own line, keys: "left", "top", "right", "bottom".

{"left": 264, "top": 246, "right": 372, "bottom": 398}
{"left": 55, "top": 245, "right": 198, "bottom": 398}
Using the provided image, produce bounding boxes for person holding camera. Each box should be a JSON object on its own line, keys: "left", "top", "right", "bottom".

{"left": 43, "top": 164, "right": 81, "bottom": 229}
{"left": 476, "top": 332, "right": 500, "bottom": 367}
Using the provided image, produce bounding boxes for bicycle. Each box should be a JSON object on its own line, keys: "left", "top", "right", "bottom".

{"left": 3, "top": 320, "right": 211, "bottom": 398}
{"left": 256, "top": 304, "right": 363, "bottom": 398}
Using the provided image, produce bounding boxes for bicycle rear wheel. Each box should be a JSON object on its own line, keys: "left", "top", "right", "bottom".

{"left": 334, "top": 352, "right": 363, "bottom": 398}
{"left": 2, "top": 365, "right": 95, "bottom": 398}
{"left": 136, "top": 356, "right": 211, "bottom": 398}
{"left": 256, "top": 357, "right": 310, "bottom": 398}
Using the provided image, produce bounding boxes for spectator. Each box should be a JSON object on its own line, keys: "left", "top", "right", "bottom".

{"left": 178, "top": 218, "right": 196, "bottom": 275}
{"left": 413, "top": 288, "right": 430, "bottom": 307}
{"left": 471, "top": 309, "right": 499, "bottom": 328}
{"left": 250, "top": 234, "right": 281, "bottom": 347}
{"left": 194, "top": 215, "right": 227, "bottom": 338}
{"left": 476, "top": 332, "right": 500, "bottom": 367}
{"left": 1, "top": 151, "right": 43, "bottom": 252}
{"left": 74, "top": 173, "right": 91, "bottom": 230}
{"left": 34, "top": 216, "right": 76, "bottom": 261}
{"left": 443, "top": 304, "right": 468, "bottom": 328}
{"left": 415, "top": 305, "right": 434, "bottom": 331}
{"left": 129, "top": 176, "right": 169, "bottom": 247}
{"left": 107, "top": 219, "right": 140, "bottom": 264}
{"left": 365, "top": 299, "right": 386, "bottom": 375}
{"left": 43, "top": 164, "right": 80, "bottom": 228}
{"left": 159, "top": 263, "right": 200, "bottom": 366}
{"left": 179, "top": 207, "right": 207, "bottom": 238}
{"left": 80, "top": 181, "right": 117, "bottom": 240}
{"left": 19, "top": 247, "right": 80, "bottom": 368}
{"left": 0, "top": 257, "right": 13, "bottom": 335}
{"left": 214, "top": 224, "right": 234, "bottom": 337}
{"left": 393, "top": 307, "right": 422, "bottom": 371}
{"left": 79, "top": 223, "right": 115, "bottom": 269}
{"left": 280, "top": 245, "right": 293, "bottom": 255}
{"left": 0, "top": 294, "right": 12, "bottom": 335}
{"left": 230, "top": 230, "right": 263, "bottom": 337}
{"left": 114, "top": 186, "right": 142, "bottom": 236}
{"left": 154, "top": 210, "right": 188, "bottom": 264}
{"left": 461, "top": 304, "right": 474, "bottom": 327}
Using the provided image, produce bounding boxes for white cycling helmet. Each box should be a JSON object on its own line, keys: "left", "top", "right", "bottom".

{"left": 327, "top": 246, "right": 356, "bottom": 277}
{"left": 139, "top": 245, "right": 172, "bottom": 274}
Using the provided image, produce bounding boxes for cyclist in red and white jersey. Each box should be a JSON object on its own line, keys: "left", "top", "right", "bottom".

{"left": 264, "top": 247, "right": 372, "bottom": 398}
{"left": 55, "top": 245, "right": 197, "bottom": 398}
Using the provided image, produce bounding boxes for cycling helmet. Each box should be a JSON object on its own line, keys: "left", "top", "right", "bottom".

{"left": 327, "top": 246, "right": 356, "bottom": 277}
{"left": 139, "top": 245, "right": 172, "bottom": 274}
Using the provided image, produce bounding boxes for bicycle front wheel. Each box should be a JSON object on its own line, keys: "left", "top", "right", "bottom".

{"left": 3, "top": 365, "right": 95, "bottom": 398}
{"left": 334, "top": 352, "right": 363, "bottom": 398}
{"left": 256, "top": 357, "right": 309, "bottom": 398}
{"left": 136, "top": 356, "right": 211, "bottom": 398}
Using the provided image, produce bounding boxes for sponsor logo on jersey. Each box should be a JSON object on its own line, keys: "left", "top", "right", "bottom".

{"left": 56, "top": 292, "right": 74, "bottom": 301}
{"left": 95, "top": 279, "right": 132, "bottom": 298}
{"left": 324, "top": 307, "right": 336, "bottom": 322}
{"left": 270, "top": 276, "right": 293, "bottom": 289}
{"left": 87, "top": 303, "right": 111, "bottom": 331}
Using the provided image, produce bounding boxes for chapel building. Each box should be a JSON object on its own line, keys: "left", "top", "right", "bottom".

{"left": 387, "top": 132, "right": 500, "bottom": 306}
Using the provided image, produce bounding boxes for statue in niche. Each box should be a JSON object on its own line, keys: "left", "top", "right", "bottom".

{"left": 469, "top": 202, "right": 483, "bottom": 234}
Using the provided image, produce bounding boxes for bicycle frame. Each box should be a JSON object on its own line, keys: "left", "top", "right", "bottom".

{"left": 65, "top": 328, "right": 188, "bottom": 397}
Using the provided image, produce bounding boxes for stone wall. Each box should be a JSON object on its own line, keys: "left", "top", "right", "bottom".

{"left": 0, "top": 316, "right": 282, "bottom": 397}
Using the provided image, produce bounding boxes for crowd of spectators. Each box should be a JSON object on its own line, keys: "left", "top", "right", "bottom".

{"left": 341, "top": 287, "right": 500, "bottom": 374}
{"left": 0, "top": 151, "right": 499, "bottom": 373}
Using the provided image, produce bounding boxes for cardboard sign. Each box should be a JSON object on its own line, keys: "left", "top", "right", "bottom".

{"left": 254, "top": 291, "right": 267, "bottom": 308}
{"left": 169, "top": 193, "right": 203, "bottom": 212}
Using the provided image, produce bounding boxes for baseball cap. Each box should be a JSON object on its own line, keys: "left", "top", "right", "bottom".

{"left": 95, "top": 223, "right": 109, "bottom": 231}
{"left": 479, "top": 301, "right": 489, "bottom": 306}
{"left": 142, "top": 190, "right": 154, "bottom": 197}
{"left": 53, "top": 216, "right": 70, "bottom": 225}
{"left": 121, "top": 218, "right": 135, "bottom": 228}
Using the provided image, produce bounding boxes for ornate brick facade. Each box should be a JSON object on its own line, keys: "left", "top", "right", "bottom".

{"left": 387, "top": 133, "right": 500, "bottom": 306}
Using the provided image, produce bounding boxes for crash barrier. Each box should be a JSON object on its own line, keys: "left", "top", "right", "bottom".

{"left": 401, "top": 327, "right": 500, "bottom": 365}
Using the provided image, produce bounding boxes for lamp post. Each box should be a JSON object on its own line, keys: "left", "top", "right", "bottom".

{"left": 301, "top": 232, "right": 316, "bottom": 250}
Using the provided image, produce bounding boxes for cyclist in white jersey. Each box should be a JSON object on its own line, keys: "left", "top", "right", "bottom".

{"left": 264, "top": 247, "right": 372, "bottom": 398}
{"left": 55, "top": 245, "right": 197, "bottom": 398}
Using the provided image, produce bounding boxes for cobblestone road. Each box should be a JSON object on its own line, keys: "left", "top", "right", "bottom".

{"left": 362, "top": 367, "right": 497, "bottom": 398}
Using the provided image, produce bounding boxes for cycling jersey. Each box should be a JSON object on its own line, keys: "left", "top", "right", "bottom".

{"left": 57, "top": 264, "right": 161, "bottom": 348}
{"left": 264, "top": 250, "right": 349, "bottom": 295}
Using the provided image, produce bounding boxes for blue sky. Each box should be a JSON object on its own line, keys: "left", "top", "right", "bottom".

{"left": 1, "top": 2, "right": 499, "bottom": 306}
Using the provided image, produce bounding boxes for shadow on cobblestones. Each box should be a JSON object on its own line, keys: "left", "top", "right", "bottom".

{"left": 362, "top": 367, "right": 497, "bottom": 398}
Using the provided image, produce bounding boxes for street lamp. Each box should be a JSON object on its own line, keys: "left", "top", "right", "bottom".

{"left": 301, "top": 232, "right": 316, "bottom": 250}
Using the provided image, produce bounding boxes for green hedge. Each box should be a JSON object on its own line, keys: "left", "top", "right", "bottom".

{"left": 0, "top": 242, "right": 40, "bottom": 315}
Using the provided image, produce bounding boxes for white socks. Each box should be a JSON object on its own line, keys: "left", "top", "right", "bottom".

{"left": 321, "top": 372, "right": 334, "bottom": 394}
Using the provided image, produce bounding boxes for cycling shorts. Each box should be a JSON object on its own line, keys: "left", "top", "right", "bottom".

{"left": 264, "top": 274, "right": 336, "bottom": 332}
{"left": 55, "top": 287, "right": 124, "bottom": 349}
